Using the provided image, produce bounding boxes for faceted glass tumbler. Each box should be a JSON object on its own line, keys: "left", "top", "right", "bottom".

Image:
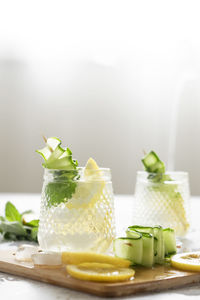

{"left": 38, "top": 168, "right": 116, "bottom": 252}
{"left": 132, "top": 171, "right": 190, "bottom": 236}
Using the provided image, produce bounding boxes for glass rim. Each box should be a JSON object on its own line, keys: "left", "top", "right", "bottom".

{"left": 44, "top": 167, "right": 111, "bottom": 172}
{"left": 43, "top": 167, "right": 112, "bottom": 182}
{"left": 137, "top": 170, "right": 188, "bottom": 176}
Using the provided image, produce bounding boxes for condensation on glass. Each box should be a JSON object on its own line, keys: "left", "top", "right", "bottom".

{"left": 38, "top": 168, "right": 116, "bottom": 252}
{"left": 133, "top": 171, "right": 191, "bottom": 236}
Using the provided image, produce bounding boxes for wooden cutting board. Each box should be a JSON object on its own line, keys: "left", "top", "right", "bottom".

{"left": 0, "top": 249, "right": 200, "bottom": 297}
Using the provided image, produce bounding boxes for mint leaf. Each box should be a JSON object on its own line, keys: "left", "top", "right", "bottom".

{"left": 0, "top": 221, "right": 27, "bottom": 236}
{"left": 24, "top": 219, "right": 39, "bottom": 227}
{"left": 4, "top": 232, "right": 18, "bottom": 241}
{"left": 45, "top": 181, "right": 77, "bottom": 207}
{"left": 0, "top": 202, "right": 39, "bottom": 243}
{"left": 5, "top": 202, "right": 21, "bottom": 222}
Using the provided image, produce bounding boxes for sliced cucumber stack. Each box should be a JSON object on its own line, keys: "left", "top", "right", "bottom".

{"left": 114, "top": 225, "right": 176, "bottom": 267}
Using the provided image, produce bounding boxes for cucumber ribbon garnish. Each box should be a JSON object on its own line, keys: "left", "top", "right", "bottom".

{"left": 36, "top": 137, "right": 79, "bottom": 206}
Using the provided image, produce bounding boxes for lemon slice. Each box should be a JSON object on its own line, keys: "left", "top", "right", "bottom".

{"left": 66, "top": 262, "right": 135, "bottom": 282}
{"left": 171, "top": 252, "right": 200, "bottom": 272}
{"left": 62, "top": 252, "right": 131, "bottom": 267}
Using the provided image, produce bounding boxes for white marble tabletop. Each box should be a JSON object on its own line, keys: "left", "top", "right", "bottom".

{"left": 0, "top": 193, "right": 200, "bottom": 300}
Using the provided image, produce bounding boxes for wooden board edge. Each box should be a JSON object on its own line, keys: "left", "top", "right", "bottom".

{"left": 1, "top": 260, "right": 200, "bottom": 297}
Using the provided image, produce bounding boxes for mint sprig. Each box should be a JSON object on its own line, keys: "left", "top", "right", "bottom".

{"left": 45, "top": 181, "right": 77, "bottom": 207}
{"left": 0, "top": 202, "right": 39, "bottom": 242}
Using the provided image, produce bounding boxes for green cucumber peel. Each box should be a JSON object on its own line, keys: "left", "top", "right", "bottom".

{"left": 36, "top": 137, "right": 79, "bottom": 207}
{"left": 114, "top": 236, "right": 143, "bottom": 264}
{"left": 142, "top": 151, "right": 165, "bottom": 174}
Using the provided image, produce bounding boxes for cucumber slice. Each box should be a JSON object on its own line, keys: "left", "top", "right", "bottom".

{"left": 142, "top": 151, "right": 165, "bottom": 173}
{"left": 114, "top": 233, "right": 143, "bottom": 265}
{"left": 153, "top": 226, "right": 165, "bottom": 264}
{"left": 36, "top": 137, "right": 62, "bottom": 161}
{"left": 46, "top": 146, "right": 65, "bottom": 164}
{"left": 127, "top": 226, "right": 154, "bottom": 267}
{"left": 141, "top": 232, "right": 154, "bottom": 267}
{"left": 36, "top": 147, "right": 52, "bottom": 161}
{"left": 128, "top": 225, "right": 154, "bottom": 235}
{"left": 44, "top": 156, "right": 77, "bottom": 170}
{"left": 163, "top": 228, "right": 177, "bottom": 256}
{"left": 46, "top": 137, "right": 61, "bottom": 150}
{"left": 59, "top": 148, "right": 72, "bottom": 158}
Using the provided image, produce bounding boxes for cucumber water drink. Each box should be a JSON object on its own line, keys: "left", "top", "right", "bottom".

{"left": 133, "top": 152, "right": 190, "bottom": 237}
{"left": 37, "top": 137, "right": 115, "bottom": 252}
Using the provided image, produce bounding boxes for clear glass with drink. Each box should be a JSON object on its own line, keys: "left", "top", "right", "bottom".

{"left": 38, "top": 166, "right": 115, "bottom": 252}
{"left": 132, "top": 171, "right": 190, "bottom": 236}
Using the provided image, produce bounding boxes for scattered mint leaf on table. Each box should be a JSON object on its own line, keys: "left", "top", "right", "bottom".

{"left": 0, "top": 202, "right": 39, "bottom": 243}
{"left": 24, "top": 219, "right": 39, "bottom": 227}
{"left": 0, "top": 221, "right": 26, "bottom": 236}
{"left": 5, "top": 201, "right": 21, "bottom": 222}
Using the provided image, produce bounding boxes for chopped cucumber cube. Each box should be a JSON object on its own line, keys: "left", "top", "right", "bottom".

{"left": 142, "top": 151, "right": 165, "bottom": 173}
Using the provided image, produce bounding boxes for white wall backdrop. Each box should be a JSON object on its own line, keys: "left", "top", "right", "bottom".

{"left": 0, "top": 0, "right": 200, "bottom": 194}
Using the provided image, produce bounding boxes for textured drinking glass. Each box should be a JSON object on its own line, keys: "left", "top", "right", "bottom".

{"left": 132, "top": 171, "right": 190, "bottom": 236}
{"left": 38, "top": 168, "right": 115, "bottom": 252}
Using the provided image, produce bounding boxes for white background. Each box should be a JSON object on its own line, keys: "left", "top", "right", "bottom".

{"left": 0, "top": 0, "right": 200, "bottom": 194}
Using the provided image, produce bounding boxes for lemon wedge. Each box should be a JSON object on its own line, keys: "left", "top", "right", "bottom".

{"left": 66, "top": 262, "right": 135, "bottom": 282}
{"left": 62, "top": 252, "right": 131, "bottom": 267}
{"left": 65, "top": 158, "right": 105, "bottom": 209}
{"left": 171, "top": 252, "right": 200, "bottom": 272}
{"left": 84, "top": 158, "right": 103, "bottom": 179}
